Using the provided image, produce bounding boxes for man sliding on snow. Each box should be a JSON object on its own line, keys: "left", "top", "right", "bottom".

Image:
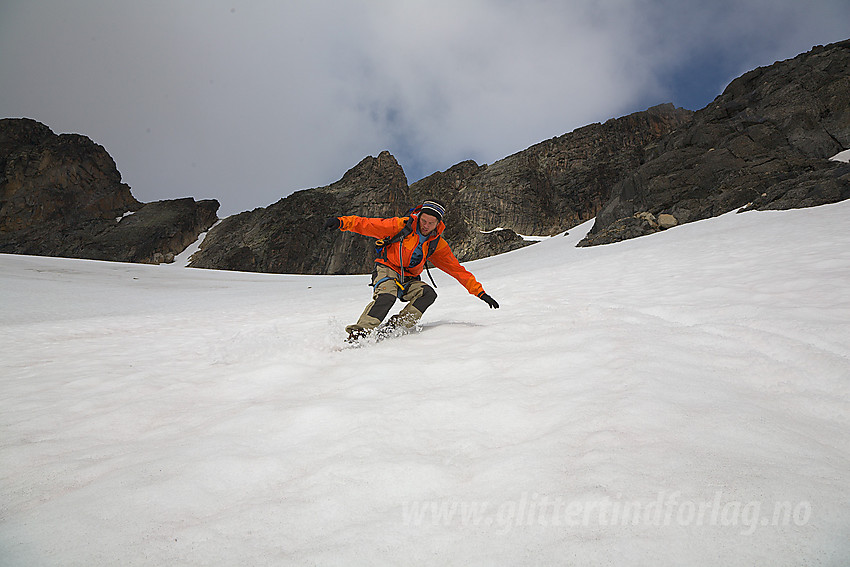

{"left": 324, "top": 200, "right": 499, "bottom": 341}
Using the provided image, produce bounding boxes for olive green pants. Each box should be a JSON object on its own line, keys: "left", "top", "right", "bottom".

{"left": 346, "top": 264, "right": 437, "bottom": 334}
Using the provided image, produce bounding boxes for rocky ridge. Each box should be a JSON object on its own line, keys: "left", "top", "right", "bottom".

{"left": 189, "top": 151, "right": 410, "bottom": 275}
{"left": 579, "top": 39, "right": 850, "bottom": 246}
{"left": 0, "top": 118, "right": 219, "bottom": 263}
{"left": 406, "top": 103, "right": 693, "bottom": 262}
{"left": 190, "top": 103, "right": 691, "bottom": 272}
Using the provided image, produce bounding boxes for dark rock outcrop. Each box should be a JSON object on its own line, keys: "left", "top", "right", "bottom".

{"left": 0, "top": 118, "right": 220, "bottom": 263}
{"left": 580, "top": 39, "right": 850, "bottom": 246}
{"left": 1, "top": 118, "right": 140, "bottom": 233}
{"left": 407, "top": 103, "right": 693, "bottom": 261}
{"left": 189, "top": 151, "right": 410, "bottom": 274}
{"left": 89, "top": 198, "right": 220, "bottom": 264}
{"left": 463, "top": 104, "right": 693, "bottom": 234}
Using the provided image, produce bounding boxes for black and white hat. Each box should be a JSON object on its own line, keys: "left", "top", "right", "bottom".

{"left": 420, "top": 200, "right": 446, "bottom": 221}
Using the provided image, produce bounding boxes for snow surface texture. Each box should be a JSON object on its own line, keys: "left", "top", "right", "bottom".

{"left": 2, "top": 202, "right": 849, "bottom": 566}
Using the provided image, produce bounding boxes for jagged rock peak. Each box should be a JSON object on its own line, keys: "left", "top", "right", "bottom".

{"left": 0, "top": 118, "right": 220, "bottom": 263}
{"left": 454, "top": 103, "right": 694, "bottom": 240}
{"left": 1, "top": 118, "right": 140, "bottom": 233}
{"left": 338, "top": 150, "right": 409, "bottom": 189}
{"left": 579, "top": 39, "right": 850, "bottom": 247}
{"left": 189, "top": 151, "right": 412, "bottom": 275}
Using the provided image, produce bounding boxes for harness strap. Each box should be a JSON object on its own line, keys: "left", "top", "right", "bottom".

{"left": 372, "top": 274, "right": 421, "bottom": 299}
{"left": 399, "top": 240, "right": 404, "bottom": 286}
{"left": 424, "top": 263, "right": 437, "bottom": 287}
{"left": 375, "top": 217, "right": 414, "bottom": 261}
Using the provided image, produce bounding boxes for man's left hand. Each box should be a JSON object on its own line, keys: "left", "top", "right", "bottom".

{"left": 324, "top": 217, "right": 341, "bottom": 230}
{"left": 479, "top": 293, "right": 499, "bottom": 309}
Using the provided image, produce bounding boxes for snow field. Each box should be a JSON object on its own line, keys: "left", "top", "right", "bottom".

{"left": 2, "top": 201, "right": 850, "bottom": 565}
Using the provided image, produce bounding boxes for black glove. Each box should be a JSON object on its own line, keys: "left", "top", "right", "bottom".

{"left": 479, "top": 292, "right": 499, "bottom": 309}
{"left": 324, "top": 217, "right": 341, "bottom": 230}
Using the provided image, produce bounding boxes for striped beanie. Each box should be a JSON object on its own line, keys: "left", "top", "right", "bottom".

{"left": 420, "top": 200, "right": 446, "bottom": 221}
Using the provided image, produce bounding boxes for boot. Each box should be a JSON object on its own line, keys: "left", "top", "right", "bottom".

{"left": 346, "top": 326, "right": 370, "bottom": 344}
{"left": 386, "top": 312, "right": 418, "bottom": 330}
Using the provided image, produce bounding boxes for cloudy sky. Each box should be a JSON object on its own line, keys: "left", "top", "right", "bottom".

{"left": 1, "top": 1, "right": 847, "bottom": 215}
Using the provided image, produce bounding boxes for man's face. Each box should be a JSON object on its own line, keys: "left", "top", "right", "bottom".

{"left": 418, "top": 212, "right": 439, "bottom": 235}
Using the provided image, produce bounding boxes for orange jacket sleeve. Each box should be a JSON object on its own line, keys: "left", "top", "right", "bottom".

{"left": 428, "top": 238, "right": 485, "bottom": 296}
{"left": 338, "top": 215, "right": 405, "bottom": 239}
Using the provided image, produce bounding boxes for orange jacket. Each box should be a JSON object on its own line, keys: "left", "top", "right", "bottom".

{"left": 339, "top": 213, "right": 485, "bottom": 297}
